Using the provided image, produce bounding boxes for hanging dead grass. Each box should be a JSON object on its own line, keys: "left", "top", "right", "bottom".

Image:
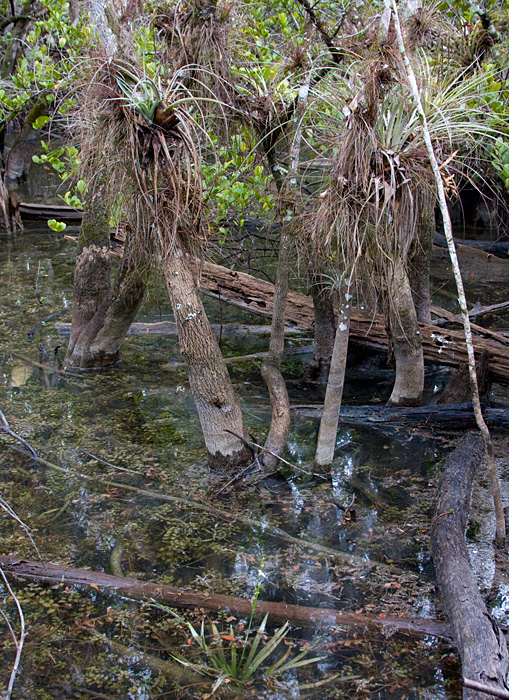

{"left": 74, "top": 56, "right": 204, "bottom": 270}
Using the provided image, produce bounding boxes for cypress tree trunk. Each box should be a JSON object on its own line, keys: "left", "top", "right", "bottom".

{"left": 306, "top": 270, "right": 336, "bottom": 383}
{"left": 65, "top": 185, "right": 147, "bottom": 368}
{"left": 387, "top": 258, "right": 424, "bottom": 406}
{"left": 163, "top": 243, "right": 253, "bottom": 470}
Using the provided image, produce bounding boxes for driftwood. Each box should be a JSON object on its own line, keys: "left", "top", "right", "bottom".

{"left": 430, "top": 434, "right": 509, "bottom": 699}
{"left": 434, "top": 232, "right": 509, "bottom": 259}
{"left": 0, "top": 556, "right": 451, "bottom": 639}
{"left": 291, "top": 403, "right": 509, "bottom": 430}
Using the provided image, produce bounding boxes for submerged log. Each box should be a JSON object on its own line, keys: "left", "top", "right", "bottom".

{"left": 19, "top": 201, "right": 83, "bottom": 221}
{"left": 291, "top": 403, "right": 509, "bottom": 430}
{"left": 430, "top": 434, "right": 509, "bottom": 699}
{"left": 54, "top": 321, "right": 301, "bottom": 338}
{"left": 0, "top": 556, "right": 451, "bottom": 639}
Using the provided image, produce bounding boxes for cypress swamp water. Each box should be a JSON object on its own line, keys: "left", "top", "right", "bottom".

{"left": 1, "top": 218, "right": 509, "bottom": 698}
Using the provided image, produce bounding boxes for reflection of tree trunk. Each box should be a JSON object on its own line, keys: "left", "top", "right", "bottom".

{"left": 0, "top": 179, "right": 22, "bottom": 235}
{"left": 305, "top": 270, "right": 335, "bottom": 382}
{"left": 314, "top": 283, "right": 351, "bottom": 469}
{"left": 163, "top": 243, "right": 253, "bottom": 470}
{"left": 409, "top": 197, "right": 434, "bottom": 323}
{"left": 387, "top": 258, "right": 424, "bottom": 406}
{"left": 5, "top": 96, "right": 48, "bottom": 184}
{"left": 65, "top": 185, "right": 147, "bottom": 368}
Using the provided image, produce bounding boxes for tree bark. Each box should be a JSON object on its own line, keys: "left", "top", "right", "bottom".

{"left": 430, "top": 434, "right": 509, "bottom": 699}
{"left": 260, "top": 230, "right": 291, "bottom": 468}
{"left": 410, "top": 197, "right": 435, "bottom": 323}
{"left": 0, "top": 556, "right": 451, "bottom": 639}
{"left": 0, "top": 179, "right": 21, "bottom": 235}
{"left": 305, "top": 270, "right": 336, "bottom": 382}
{"left": 5, "top": 96, "right": 49, "bottom": 184}
{"left": 65, "top": 185, "right": 147, "bottom": 368}
{"left": 314, "top": 283, "right": 351, "bottom": 469}
{"left": 387, "top": 259, "right": 424, "bottom": 406}
{"left": 163, "top": 244, "right": 253, "bottom": 470}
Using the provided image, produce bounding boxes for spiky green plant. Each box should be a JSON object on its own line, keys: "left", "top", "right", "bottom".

{"left": 173, "top": 613, "right": 322, "bottom": 691}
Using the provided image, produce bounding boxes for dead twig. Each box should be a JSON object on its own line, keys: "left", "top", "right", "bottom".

{"left": 0, "top": 568, "right": 26, "bottom": 700}
{"left": 0, "top": 408, "right": 38, "bottom": 459}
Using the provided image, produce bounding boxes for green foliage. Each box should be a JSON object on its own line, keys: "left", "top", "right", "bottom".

{"left": 493, "top": 137, "right": 509, "bottom": 189}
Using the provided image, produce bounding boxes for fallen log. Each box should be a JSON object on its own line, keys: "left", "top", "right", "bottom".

{"left": 431, "top": 242, "right": 509, "bottom": 285}
{"left": 60, "top": 237, "right": 509, "bottom": 383}
{"left": 54, "top": 320, "right": 301, "bottom": 338}
{"left": 434, "top": 232, "right": 509, "bottom": 259}
{"left": 196, "top": 261, "right": 509, "bottom": 385}
{"left": 0, "top": 556, "right": 452, "bottom": 639}
{"left": 291, "top": 403, "right": 509, "bottom": 430}
{"left": 19, "top": 201, "right": 83, "bottom": 222}
{"left": 430, "top": 434, "right": 509, "bottom": 699}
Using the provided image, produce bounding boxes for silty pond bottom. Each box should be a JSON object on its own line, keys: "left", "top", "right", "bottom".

{"left": 0, "top": 225, "right": 507, "bottom": 699}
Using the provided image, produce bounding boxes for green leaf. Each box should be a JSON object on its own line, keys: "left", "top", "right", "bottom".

{"left": 32, "top": 115, "right": 50, "bottom": 129}
{"left": 47, "top": 219, "right": 66, "bottom": 232}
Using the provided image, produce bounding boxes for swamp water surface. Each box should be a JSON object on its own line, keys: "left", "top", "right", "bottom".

{"left": 0, "top": 224, "right": 506, "bottom": 699}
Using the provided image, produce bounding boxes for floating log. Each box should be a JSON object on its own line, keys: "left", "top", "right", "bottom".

{"left": 434, "top": 232, "right": 509, "bottom": 259}
{"left": 0, "top": 556, "right": 451, "bottom": 639}
{"left": 291, "top": 403, "right": 509, "bottom": 430}
{"left": 430, "top": 434, "right": 509, "bottom": 699}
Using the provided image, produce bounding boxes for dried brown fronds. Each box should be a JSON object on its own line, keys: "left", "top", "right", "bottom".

{"left": 74, "top": 56, "right": 203, "bottom": 271}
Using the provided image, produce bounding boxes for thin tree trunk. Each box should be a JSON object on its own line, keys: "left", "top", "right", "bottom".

{"left": 305, "top": 270, "right": 336, "bottom": 382}
{"left": 163, "top": 243, "right": 253, "bottom": 470}
{"left": 260, "top": 230, "right": 292, "bottom": 468}
{"left": 389, "top": 0, "right": 506, "bottom": 545}
{"left": 314, "top": 281, "right": 352, "bottom": 469}
{"left": 387, "top": 258, "right": 424, "bottom": 406}
{"left": 410, "top": 196, "right": 435, "bottom": 324}
{"left": 260, "top": 69, "right": 311, "bottom": 468}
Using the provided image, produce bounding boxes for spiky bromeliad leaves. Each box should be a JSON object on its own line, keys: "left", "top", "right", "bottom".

{"left": 79, "top": 57, "right": 203, "bottom": 264}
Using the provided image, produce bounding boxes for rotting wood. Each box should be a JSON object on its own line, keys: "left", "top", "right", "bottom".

{"left": 195, "top": 261, "right": 509, "bottom": 384}
{"left": 55, "top": 321, "right": 301, "bottom": 338}
{"left": 0, "top": 556, "right": 452, "bottom": 639}
{"left": 437, "top": 350, "right": 492, "bottom": 405}
{"left": 431, "top": 242, "right": 509, "bottom": 284}
{"left": 61, "top": 236, "right": 509, "bottom": 384}
{"left": 292, "top": 403, "right": 509, "bottom": 430}
{"left": 430, "top": 433, "right": 509, "bottom": 699}
{"left": 19, "top": 201, "right": 83, "bottom": 221}
{"left": 431, "top": 305, "right": 509, "bottom": 347}
{"left": 434, "top": 232, "right": 509, "bottom": 259}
